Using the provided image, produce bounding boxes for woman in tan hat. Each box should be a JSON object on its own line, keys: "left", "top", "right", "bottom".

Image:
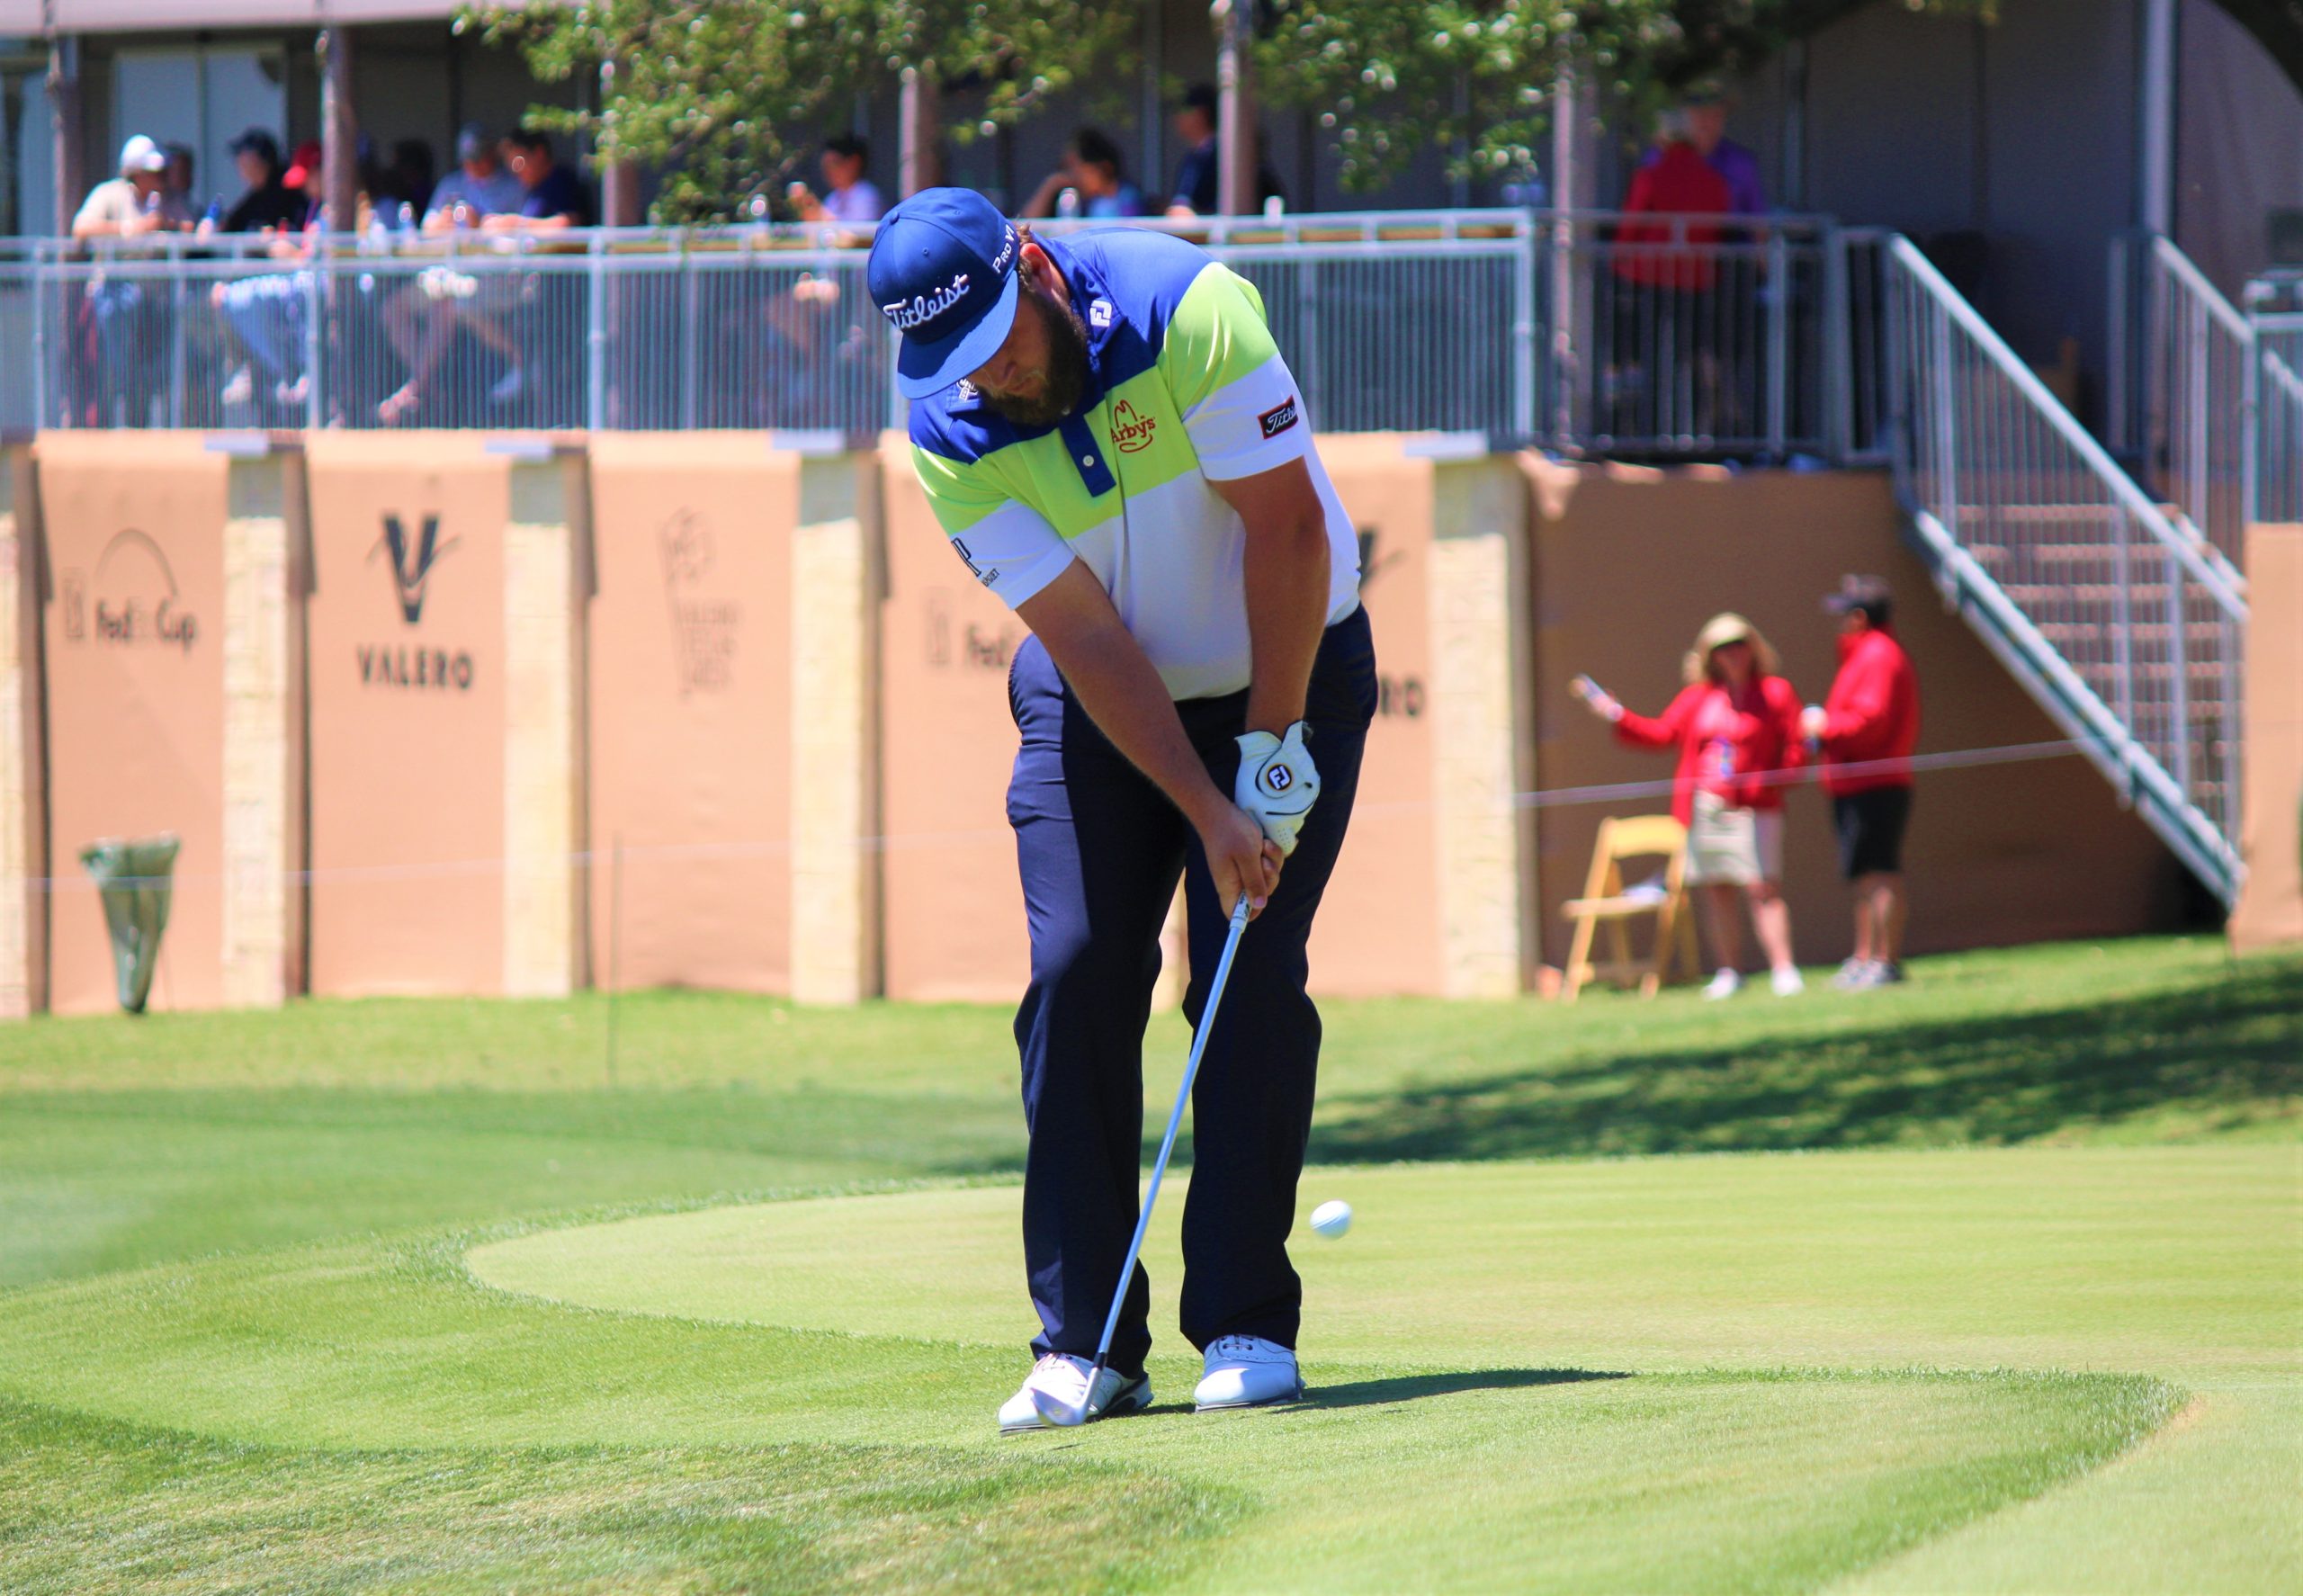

{"left": 1575, "top": 614, "right": 1807, "bottom": 997}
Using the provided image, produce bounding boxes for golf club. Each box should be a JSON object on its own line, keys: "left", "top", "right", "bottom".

{"left": 1031, "top": 892, "right": 1255, "bottom": 1427}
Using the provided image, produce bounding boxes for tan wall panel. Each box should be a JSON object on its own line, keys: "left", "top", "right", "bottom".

{"left": 0, "top": 444, "right": 46, "bottom": 1018}
{"left": 877, "top": 438, "right": 1029, "bottom": 1003}
{"left": 37, "top": 434, "right": 231, "bottom": 1015}
{"left": 1526, "top": 462, "right": 2188, "bottom": 973}
{"left": 1304, "top": 438, "right": 1444, "bottom": 997}
{"left": 2230, "top": 525, "right": 2303, "bottom": 952}
{"left": 587, "top": 435, "right": 796, "bottom": 994}
{"left": 304, "top": 434, "right": 510, "bottom": 997}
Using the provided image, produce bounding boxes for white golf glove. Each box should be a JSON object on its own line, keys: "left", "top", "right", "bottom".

{"left": 1234, "top": 721, "right": 1321, "bottom": 857}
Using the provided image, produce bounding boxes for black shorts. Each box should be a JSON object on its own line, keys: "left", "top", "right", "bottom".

{"left": 1833, "top": 786, "right": 1913, "bottom": 879}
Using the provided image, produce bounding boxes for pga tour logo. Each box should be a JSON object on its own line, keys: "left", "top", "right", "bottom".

{"left": 883, "top": 271, "right": 971, "bottom": 331}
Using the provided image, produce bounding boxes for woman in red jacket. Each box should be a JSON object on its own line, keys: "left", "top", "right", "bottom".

{"left": 1577, "top": 613, "right": 1806, "bottom": 998}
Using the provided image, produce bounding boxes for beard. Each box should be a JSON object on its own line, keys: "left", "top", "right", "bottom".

{"left": 981, "top": 288, "right": 1092, "bottom": 428}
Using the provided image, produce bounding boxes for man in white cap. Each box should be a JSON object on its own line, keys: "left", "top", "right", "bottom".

{"left": 73, "top": 135, "right": 186, "bottom": 240}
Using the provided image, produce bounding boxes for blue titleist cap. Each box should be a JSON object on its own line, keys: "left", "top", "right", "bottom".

{"left": 867, "top": 188, "right": 1023, "bottom": 399}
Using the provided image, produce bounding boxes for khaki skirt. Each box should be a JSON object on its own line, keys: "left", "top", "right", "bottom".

{"left": 1686, "top": 788, "right": 1783, "bottom": 885}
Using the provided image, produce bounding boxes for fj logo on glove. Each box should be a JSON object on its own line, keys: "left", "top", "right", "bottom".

{"left": 1264, "top": 765, "right": 1294, "bottom": 793}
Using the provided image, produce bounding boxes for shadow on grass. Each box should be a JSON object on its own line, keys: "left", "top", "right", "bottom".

{"left": 1307, "top": 1367, "right": 1630, "bottom": 1410}
{"left": 1307, "top": 960, "right": 2302, "bottom": 1162}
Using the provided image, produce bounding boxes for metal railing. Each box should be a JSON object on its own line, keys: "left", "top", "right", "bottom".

{"left": 1523, "top": 211, "right": 1884, "bottom": 462}
{"left": 1886, "top": 236, "right": 2246, "bottom": 903}
{"left": 2107, "top": 233, "right": 2254, "bottom": 579}
{"left": 2241, "top": 271, "right": 2303, "bottom": 527}
{"left": 0, "top": 210, "right": 1880, "bottom": 456}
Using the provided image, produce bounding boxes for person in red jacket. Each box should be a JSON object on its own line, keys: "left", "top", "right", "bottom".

{"left": 1577, "top": 613, "right": 1806, "bottom": 998}
{"left": 1800, "top": 576, "right": 1920, "bottom": 989}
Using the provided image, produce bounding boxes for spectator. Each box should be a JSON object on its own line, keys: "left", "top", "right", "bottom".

{"left": 1609, "top": 118, "right": 1733, "bottom": 439}
{"left": 1023, "top": 127, "right": 1146, "bottom": 220}
{"left": 214, "top": 184, "right": 381, "bottom": 417}
{"left": 73, "top": 135, "right": 183, "bottom": 239}
{"left": 218, "top": 129, "right": 304, "bottom": 234}
{"left": 1164, "top": 83, "right": 1286, "bottom": 217}
{"left": 787, "top": 133, "right": 884, "bottom": 225}
{"left": 1635, "top": 93, "right": 1764, "bottom": 220}
{"left": 423, "top": 125, "right": 524, "bottom": 230}
{"left": 1577, "top": 613, "right": 1806, "bottom": 998}
{"left": 1683, "top": 93, "right": 1765, "bottom": 218}
{"left": 378, "top": 130, "right": 591, "bottom": 423}
{"left": 484, "top": 129, "right": 593, "bottom": 232}
{"left": 160, "top": 143, "right": 201, "bottom": 229}
{"left": 1802, "top": 576, "right": 1921, "bottom": 989}
{"left": 71, "top": 137, "right": 190, "bottom": 425}
{"left": 381, "top": 139, "right": 436, "bottom": 220}
{"left": 279, "top": 141, "right": 324, "bottom": 227}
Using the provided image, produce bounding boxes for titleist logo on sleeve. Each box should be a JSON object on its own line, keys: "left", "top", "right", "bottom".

{"left": 1258, "top": 396, "right": 1300, "bottom": 438}
{"left": 883, "top": 272, "right": 971, "bottom": 330}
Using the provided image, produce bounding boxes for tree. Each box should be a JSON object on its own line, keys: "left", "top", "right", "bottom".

{"left": 467, "top": 1, "right": 1138, "bottom": 223}
{"left": 1253, "top": 0, "right": 1997, "bottom": 192}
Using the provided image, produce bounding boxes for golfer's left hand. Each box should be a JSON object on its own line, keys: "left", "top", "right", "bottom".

{"left": 1235, "top": 721, "right": 1321, "bottom": 857}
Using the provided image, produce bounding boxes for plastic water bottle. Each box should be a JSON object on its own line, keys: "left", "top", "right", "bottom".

{"left": 202, "top": 197, "right": 223, "bottom": 229}
{"left": 396, "top": 201, "right": 416, "bottom": 233}
{"left": 1056, "top": 186, "right": 1080, "bottom": 220}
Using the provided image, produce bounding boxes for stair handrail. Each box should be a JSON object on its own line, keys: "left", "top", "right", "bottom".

{"left": 1894, "top": 237, "right": 2247, "bottom": 618}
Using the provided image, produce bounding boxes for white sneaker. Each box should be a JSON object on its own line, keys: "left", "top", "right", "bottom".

{"left": 1703, "top": 968, "right": 1743, "bottom": 1000}
{"left": 997, "top": 1353, "right": 1149, "bottom": 1435}
{"left": 1770, "top": 966, "right": 1806, "bottom": 997}
{"left": 1193, "top": 1335, "right": 1304, "bottom": 1411}
{"left": 1832, "top": 957, "right": 1874, "bottom": 991}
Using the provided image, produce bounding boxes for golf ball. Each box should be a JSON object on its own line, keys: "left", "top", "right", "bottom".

{"left": 1310, "top": 1199, "right": 1352, "bottom": 1239}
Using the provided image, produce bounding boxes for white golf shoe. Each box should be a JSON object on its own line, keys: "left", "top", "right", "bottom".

{"left": 997, "top": 1353, "right": 1150, "bottom": 1435}
{"left": 1193, "top": 1335, "right": 1305, "bottom": 1411}
{"left": 1703, "top": 967, "right": 1743, "bottom": 1000}
{"left": 1770, "top": 965, "right": 1806, "bottom": 996}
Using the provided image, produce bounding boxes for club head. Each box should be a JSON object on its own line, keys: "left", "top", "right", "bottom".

{"left": 1028, "top": 1382, "right": 1094, "bottom": 1427}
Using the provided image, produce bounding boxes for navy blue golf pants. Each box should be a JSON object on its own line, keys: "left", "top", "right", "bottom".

{"left": 1006, "top": 604, "right": 1376, "bottom": 1375}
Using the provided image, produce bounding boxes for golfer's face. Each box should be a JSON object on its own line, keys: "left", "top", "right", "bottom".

{"left": 969, "top": 282, "right": 1054, "bottom": 405}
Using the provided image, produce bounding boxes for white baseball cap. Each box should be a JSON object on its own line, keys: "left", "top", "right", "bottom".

{"left": 118, "top": 135, "right": 166, "bottom": 175}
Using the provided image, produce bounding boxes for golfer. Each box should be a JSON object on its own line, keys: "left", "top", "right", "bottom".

{"left": 868, "top": 191, "right": 1373, "bottom": 1431}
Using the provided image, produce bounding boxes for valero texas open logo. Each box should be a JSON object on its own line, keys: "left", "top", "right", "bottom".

{"left": 360, "top": 513, "right": 475, "bottom": 691}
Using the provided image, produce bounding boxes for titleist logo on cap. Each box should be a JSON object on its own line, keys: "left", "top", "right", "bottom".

{"left": 883, "top": 271, "right": 970, "bottom": 331}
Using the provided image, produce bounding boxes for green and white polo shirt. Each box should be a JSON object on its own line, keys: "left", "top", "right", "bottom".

{"left": 907, "top": 228, "right": 1362, "bottom": 701}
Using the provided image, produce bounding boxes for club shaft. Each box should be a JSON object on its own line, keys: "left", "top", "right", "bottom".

{"left": 1089, "top": 894, "right": 1254, "bottom": 1372}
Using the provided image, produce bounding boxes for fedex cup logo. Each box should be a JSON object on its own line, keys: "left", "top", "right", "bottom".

{"left": 883, "top": 271, "right": 971, "bottom": 332}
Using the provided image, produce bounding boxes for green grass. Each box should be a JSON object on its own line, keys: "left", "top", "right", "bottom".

{"left": 0, "top": 935, "right": 2296, "bottom": 1592}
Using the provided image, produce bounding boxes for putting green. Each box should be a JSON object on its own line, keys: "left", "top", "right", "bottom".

{"left": 3, "top": 1146, "right": 2292, "bottom": 1592}
{"left": 465, "top": 1145, "right": 2302, "bottom": 1592}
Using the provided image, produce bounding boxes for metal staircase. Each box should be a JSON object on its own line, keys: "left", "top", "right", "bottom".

{"left": 1881, "top": 237, "right": 2247, "bottom": 905}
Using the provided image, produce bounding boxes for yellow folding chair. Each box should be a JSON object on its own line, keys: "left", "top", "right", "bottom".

{"left": 1561, "top": 814, "right": 1699, "bottom": 1000}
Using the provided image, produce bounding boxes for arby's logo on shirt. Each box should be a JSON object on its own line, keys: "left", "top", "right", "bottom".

{"left": 1110, "top": 399, "right": 1157, "bottom": 453}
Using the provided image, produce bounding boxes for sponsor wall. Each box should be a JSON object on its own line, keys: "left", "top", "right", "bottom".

{"left": 303, "top": 435, "right": 517, "bottom": 997}
{"left": 1, "top": 435, "right": 2216, "bottom": 1016}
{"left": 876, "top": 439, "right": 1031, "bottom": 1002}
{"left": 2229, "top": 525, "right": 2302, "bottom": 952}
{"left": 37, "top": 434, "right": 230, "bottom": 1014}
{"left": 587, "top": 435, "right": 796, "bottom": 993}
{"left": 1525, "top": 462, "right": 2191, "bottom": 971}
{"left": 1300, "top": 438, "right": 1443, "bottom": 997}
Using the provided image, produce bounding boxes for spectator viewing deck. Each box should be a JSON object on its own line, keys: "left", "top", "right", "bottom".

{"left": 0, "top": 209, "right": 1883, "bottom": 462}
